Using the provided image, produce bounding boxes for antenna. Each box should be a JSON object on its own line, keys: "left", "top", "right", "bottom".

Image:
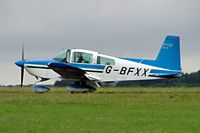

{"left": 123, "top": 50, "right": 135, "bottom": 58}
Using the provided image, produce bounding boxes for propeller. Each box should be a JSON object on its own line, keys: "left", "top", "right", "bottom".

{"left": 21, "top": 44, "right": 25, "bottom": 87}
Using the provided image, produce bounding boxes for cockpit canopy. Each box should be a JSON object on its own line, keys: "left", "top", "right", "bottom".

{"left": 53, "top": 49, "right": 115, "bottom": 65}
{"left": 53, "top": 49, "right": 70, "bottom": 63}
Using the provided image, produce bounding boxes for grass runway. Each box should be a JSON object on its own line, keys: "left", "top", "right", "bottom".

{"left": 0, "top": 87, "right": 200, "bottom": 133}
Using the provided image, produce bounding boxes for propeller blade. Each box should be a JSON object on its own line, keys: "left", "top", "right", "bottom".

{"left": 21, "top": 44, "right": 25, "bottom": 87}
{"left": 21, "top": 67, "right": 24, "bottom": 87}
{"left": 22, "top": 43, "right": 24, "bottom": 61}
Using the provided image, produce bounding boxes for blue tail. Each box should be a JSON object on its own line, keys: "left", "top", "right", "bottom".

{"left": 155, "top": 35, "right": 181, "bottom": 70}
{"left": 122, "top": 35, "right": 182, "bottom": 71}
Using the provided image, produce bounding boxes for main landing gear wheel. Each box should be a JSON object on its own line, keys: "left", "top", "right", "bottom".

{"left": 32, "top": 79, "right": 50, "bottom": 93}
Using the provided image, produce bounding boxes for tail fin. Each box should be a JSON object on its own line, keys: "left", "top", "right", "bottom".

{"left": 155, "top": 35, "right": 181, "bottom": 71}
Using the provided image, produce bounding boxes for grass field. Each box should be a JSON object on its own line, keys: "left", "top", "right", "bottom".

{"left": 0, "top": 87, "right": 200, "bottom": 133}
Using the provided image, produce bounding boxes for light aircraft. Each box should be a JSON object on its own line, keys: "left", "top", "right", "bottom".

{"left": 15, "top": 35, "right": 182, "bottom": 93}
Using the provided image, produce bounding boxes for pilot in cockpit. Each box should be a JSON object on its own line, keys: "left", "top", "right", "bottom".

{"left": 76, "top": 52, "right": 89, "bottom": 63}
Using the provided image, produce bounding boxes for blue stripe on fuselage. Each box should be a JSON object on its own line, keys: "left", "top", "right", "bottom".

{"left": 24, "top": 59, "right": 105, "bottom": 70}
{"left": 120, "top": 57, "right": 176, "bottom": 70}
{"left": 69, "top": 63, "right": 105, "bottom": 70}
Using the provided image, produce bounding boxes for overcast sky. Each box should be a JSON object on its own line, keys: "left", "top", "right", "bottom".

{"left": 0, "top": 0, "right": 200, "bottom": 85}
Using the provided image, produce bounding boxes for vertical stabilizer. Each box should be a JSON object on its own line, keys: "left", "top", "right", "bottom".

{"left": 155, "top": 35, "right": 181, "bottom": 70}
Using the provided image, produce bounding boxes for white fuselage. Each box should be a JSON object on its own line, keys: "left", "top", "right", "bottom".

{"left": 24, "top": 54, "right": 168, "bottom": 82}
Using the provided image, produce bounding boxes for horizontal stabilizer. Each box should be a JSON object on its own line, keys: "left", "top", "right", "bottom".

{"left": 149, "top": 69, "right": 183, "bottom": 78}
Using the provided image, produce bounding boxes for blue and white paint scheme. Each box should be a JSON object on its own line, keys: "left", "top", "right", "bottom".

{"left": 15, "top": 35, "right": 183, "bottom": 93}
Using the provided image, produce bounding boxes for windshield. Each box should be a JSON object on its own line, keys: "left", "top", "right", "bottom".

{"left": 53, "top": 49, "right": 70, "bottom": 63}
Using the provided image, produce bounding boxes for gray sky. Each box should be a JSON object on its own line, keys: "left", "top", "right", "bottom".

{"left": 0, "top": 0, "right": 200, "bottom": 85}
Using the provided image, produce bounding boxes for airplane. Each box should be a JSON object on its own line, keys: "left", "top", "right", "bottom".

{"left": 15, "top": 35, "right": 183, "bottom": 93}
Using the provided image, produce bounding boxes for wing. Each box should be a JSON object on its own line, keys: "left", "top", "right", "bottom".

{"left": 48, "top": 62, "right": 86, "bottom": 80}
{"left": 48, "top": 62, "right": 101, "bottom": 81}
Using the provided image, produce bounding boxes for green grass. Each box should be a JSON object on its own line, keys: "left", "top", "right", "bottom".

{"left": 0, "top": 87, "right": 200, "bottom": 133}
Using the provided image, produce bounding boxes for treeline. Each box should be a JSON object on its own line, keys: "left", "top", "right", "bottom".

{"left": 117, "top": 70, "right": 200, "bottom": 87}
{"left": 54, "top": 70, "right": 200, "bottom": 87}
